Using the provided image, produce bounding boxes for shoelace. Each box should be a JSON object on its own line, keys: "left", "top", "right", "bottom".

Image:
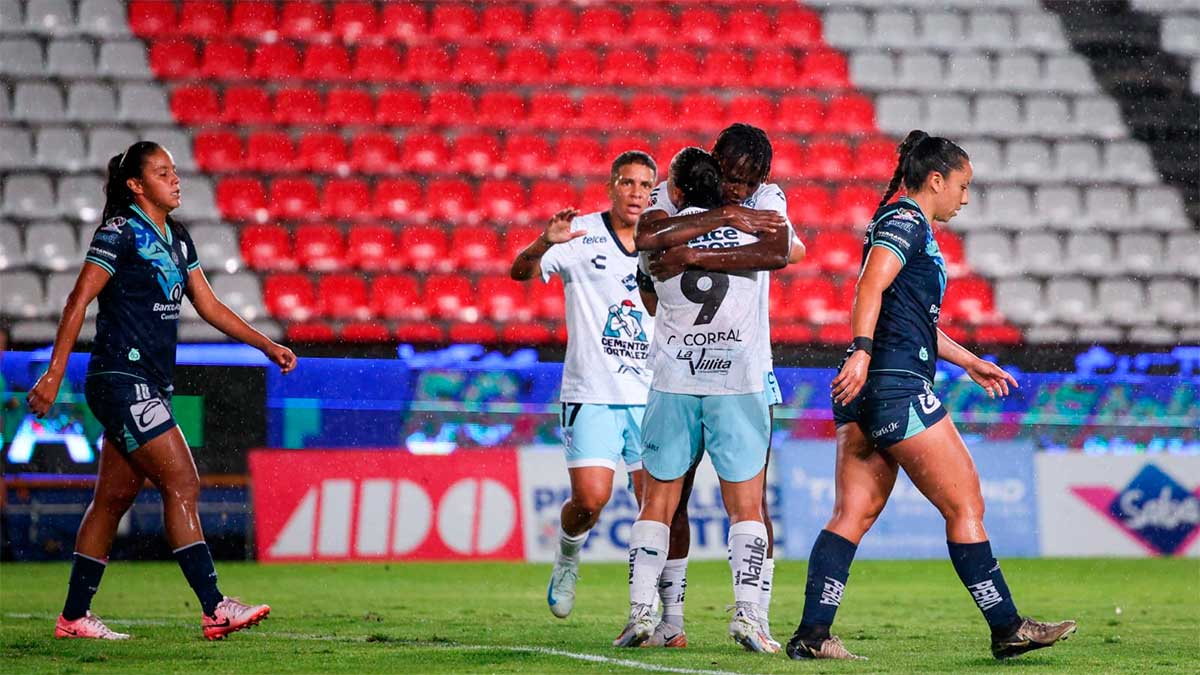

{"left": 81, "top": 615, "right": 116, "bottom": 636}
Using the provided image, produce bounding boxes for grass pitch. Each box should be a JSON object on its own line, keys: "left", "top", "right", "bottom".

{"left": 1, "top": 558, "right": 1196, "bottom": 674}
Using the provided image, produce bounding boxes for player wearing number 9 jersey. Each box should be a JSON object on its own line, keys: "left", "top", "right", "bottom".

{"left": 617, "top": 148, "right": 791, "bottom": 653}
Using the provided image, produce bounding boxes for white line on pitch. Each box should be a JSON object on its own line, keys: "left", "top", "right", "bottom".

{"left": 5, "top": 612, "right": 174, "bottom": 626}
{"left": 456, "top": 644, "right": 753, "bottom": 675}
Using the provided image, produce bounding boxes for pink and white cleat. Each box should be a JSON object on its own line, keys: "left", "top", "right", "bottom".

{"left": 202, "top": 597, "right": 270, "bottom": 641}
{"left": 55, "top": 612, "right": 131, "bottom": 640}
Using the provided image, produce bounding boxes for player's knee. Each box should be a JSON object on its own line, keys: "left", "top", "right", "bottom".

{"left": 162, "top": 472, "right": 201, "bottom": 506}
{"left": 829, "top": 498, "right": 885, "bottom": 539}
{"left": 571, "top": 490, "right": 610, "bottom": 520}
{"left": 93, "top": 490, "right": 138, "bottom": 518}
{"left": 939, "top": 492, "right": 985, "bottom": 529}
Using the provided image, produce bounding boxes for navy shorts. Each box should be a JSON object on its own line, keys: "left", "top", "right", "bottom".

{"left": 832, "top": 373, "right": 947, "bottom": 449}
{"left": 84, "top": 373, "right": 177, "bottom": 453}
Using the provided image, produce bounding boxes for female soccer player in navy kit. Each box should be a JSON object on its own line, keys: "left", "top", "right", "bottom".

{"left": 785, "top": 131, "right": 1076, "bottom": 661}
{"left": 27, "top": 142, "right": 297, "bottom": 641}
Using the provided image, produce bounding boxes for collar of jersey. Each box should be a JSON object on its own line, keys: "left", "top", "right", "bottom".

{"left": 896, "top": 196, "right": 927, "bottom": 222}
{"left": 128, "top": 203, "right": 172, "bottom": 246}
{"left": 602, "top": 211, "right": 637, "bottom": 258}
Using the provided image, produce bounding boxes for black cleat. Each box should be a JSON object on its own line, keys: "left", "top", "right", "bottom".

{"left": 991, "top": 617, "right": 1077, "bottom": 660}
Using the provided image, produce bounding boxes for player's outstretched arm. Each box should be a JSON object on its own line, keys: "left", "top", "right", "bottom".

{"left": 510, "top": 208, "right": 582, "bottom": 281}
{"left": 648, "top": 222, "right": 793, "bottom": 279}
{"left": 634, "top": 205, "right": 785, "bottom": 252}
{"left": 937, "top": 329, "right": 1018, "bottom": 399}
{"left": 186, "top": 267, "right": 296, "bottom": 373}
{"left": 27, "top": 263, "right": 111, "bottom": 417}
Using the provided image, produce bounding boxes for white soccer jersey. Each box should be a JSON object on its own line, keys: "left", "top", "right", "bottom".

{"left": 640, "top": 207, "right": 776, "bottom": 396}
{"left": 541, "top": 211, "right": 654, "bottom": 405}
{"left": 647, "top": 181, "right": 790, "bottom": 221}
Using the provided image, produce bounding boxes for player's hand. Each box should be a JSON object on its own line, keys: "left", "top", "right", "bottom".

{"left": 965, "top": 358, "right": 1017, "bottom": 399}
{"left": 721, "top": 205, "right": 786, "bottom": 235}
{"left": 26, "top": 370, "right": 63, "bottom": 418}
{"left": 648, "top": 245, "right": 694, "bottom": 280}
{"left": 544, "top": 208, "right": 584, "bottom": 245}
{"left": 831, "top": 350, "right": 870, "bottom": 405}
{"left": 265, "top": 343, "right": 297, "bottom": 374}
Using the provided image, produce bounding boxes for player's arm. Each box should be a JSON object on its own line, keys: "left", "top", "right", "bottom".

{"left": 937, "top": 329, "right": 1018, "bottom": 399}
{"left": 648, "top": 222, "right": 792, "bottom": 279}
{"left": 636, "top": 268, "right": 658, "bottom": 316}
{"left": 510, "top": 208, "right": 583, "bottom": 281}
{"left": 788, "top": 233, "right": 806, "bottom": 263}
{"left": 186, "top": 267, "right": 296, "bottom": 373}
{"left": 831, "top": 248, "right": 903, "bottom": 405}
{"left": 27, "top": 263, "right": 111, "bottom": 416}
{"left": 634, "top": 205, "right": 786, "bottom": 251}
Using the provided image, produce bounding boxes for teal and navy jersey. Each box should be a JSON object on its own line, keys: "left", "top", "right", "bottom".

{"left": 83, "top": 203, "right": 200, "bottom": 390}
{"left": 861, "top": 197, "right": 947, "bottom": 383}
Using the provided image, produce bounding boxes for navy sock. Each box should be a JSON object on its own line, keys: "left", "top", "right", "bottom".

{"left": 947, "top": 540, "right": 1021, "bottom": 634}
{"left": 799, "top": 529, "right": 858, "bottom": 636}
{"left": 173, "top": 542, "right": 223, "bottom": 617}
{"left": 62, "top": 553, "right": 107, "bottom": 620}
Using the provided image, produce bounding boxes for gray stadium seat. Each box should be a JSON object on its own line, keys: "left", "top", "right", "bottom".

{"left": 1115, "top": 233, "right": 1164, "bottom": 276}
{"left": 189, "top": 223, "right": 241, "bottom": 274}
{"left": 0, "top": 85, "right": 10, "bottom": 119}
{"left": 1162, "top": 16, "right": 1200, "bottom": 56}
{"left": 47, "top": 271, "right": 97, "bottom": 317}
{"left": 1015, "top": 12, "right": 1070, "bottom": 52}
{"left": 0, "top": 271, "right": 45, "bottom": 318}
{"left": 1065, "top": 233, "right": 1116, "bottom": 276}
{"left": 949, "top": 189, "right": 986, "bottom": 230}
{"left": 1045, "top": 56, "right": 1098, "bottom": 93}
{"left": 87, "top": 127, "right": 136, "bottom": 168}
{"left": 1033, "top": 186, "right": 1084, "bottom": 229}
{"left": 0, "top": 0, "right": 22, "bottom": 33}
{"left": 47, "top": 40, "right": 97, "bottom": 77}
{"left": 58, "top": 175, "right": 104, "bottom": 222}
{"left": 1024, "top": 96, "right": 1075, "bottom": 136}
{"left": 1098, "top": 279, "right": 1154, "bottom": 325}
{"left": 973, "top": 95, "right": 1021, "bottom": 137}
{"left": 118, "top": 84, "right": 172, "bottom": 123}
{"left": 1076, "top": 325, "right": 1124, "bottom": 343}
{"left": 173, "top": 175, "right": 221, "bottom": 221}
{"left": 1075, "top": 97, "right": 1126, "bottom": 139}
{"left": 1024, "top": 324, "right": 1076, "bottom": 344}
{"left": 11, "top": 321, "right": 63, "bottom": 342}
{"left": 25, "top": 222, "right": 78, "bottom": 271}
{"left": 897, "top": 53, "right": 945, "bottom": 91}
{"left": 946, "top": 53, "right": 993, "bottom": 92}
{"left": 1014, "top": 231, "right": 1063, "bottom": 275}
{"left": 1046, "top": 277, "right": 1100, "bottom": 325}
{"left": 212, "top": 272, "right": 267, "bottom": 321}
{"left": 983, "top": 185, "right": 1034, "bottom": 228}
{"left": 1005, "top": 140, "right": 1052, "bottom": 183}
{"left": 1148, "top": 279, "right": 1198, "bottom": 325}
{"left": 35, "top": 127, "right": 86, "bottom": 172}
{"left": 0, "top": 38, "right": 43, "bottom": 76}
{"left": 966, "top": 12, "right": 1015, "bottom": 50}
{"left": 849, "top": 52, "right": 896, "bottom": 91}
{"left": 141, "top": 127, "right": 197, "bottom": 171}
{"left": 873, "top": 11, "right": 919, "bottom": 48}
{"left": 1135, "top": 186, "right": 1189, "bottom": 230}
{"left": 875, "top": 94, "right": 922, "bottom": 135}
{"left": 77, "top": 0, "right": 130, "bottom": 36}
{"left": 1103, "top": 141, "right": 1159, "bottom": 185}
{"left": 24, "top": 0, "right": 73, "bottom": 33}
{"left": 1128, "top": 325, "right": 1177, "bottom": 345}
{"left": 959, "top": 138, "right": 1003, "bottom": 182}
{"left": 920, "top": 12, "right": 965, "bottom": 46}
{"left": 964, "top": 231, "right": 1013, "bottom": 277}
{"left": 67, "top": 82, "right": 118, "bottom": 123}
{"left": 1084, "top": 187, "right": 1132, "bottom": 230}
{"left": 926, "top": 95, "right": 972, "bottom": 135}
{"left": 1054, "top": 141, "right": 1103, "bottom": 183}
{"left": 1164, "top": 232, "right": 1199, "bottom": 275}
{"left": 822, "top": 10, "right": 870, "bottom": 49}
{"left": 994, "top": 54, "right": 1041, "bottom": 93}
{"left": 98, "top": 41, "right": 150, "bottom": 78}
{"left": 994, "top": 278, "right": 1045, "bottom": 324}
{"left": 13, "top": 82, "right": 66, "bottom": 122}
{"left": 1192, "top": 60, "right": 1200, "bottom": 95}
{"left": 0, "top": 127, "right": 34, "bottom": 169}
{"left": 2, "top": 173, "right": 54, "bottom": 219}
{"left": 0, "top": 221, "right": 21, "bottom": 270}
{"left": 179, "top": 320, "right": 230, "bottom": 342}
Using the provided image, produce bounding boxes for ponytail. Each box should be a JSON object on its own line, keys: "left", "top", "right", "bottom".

{"left": 878, "top": 130, "right": 930, "bottom": 208}
{"left": 101, "top": 141, "right": 162, "bottom": 223}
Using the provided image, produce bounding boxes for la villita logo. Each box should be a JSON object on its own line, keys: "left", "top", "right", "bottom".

{"left": 1072, "top": 464, "right": 1200, "bottom": 556}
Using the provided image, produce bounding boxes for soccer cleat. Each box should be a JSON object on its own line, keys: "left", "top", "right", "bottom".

{"left": 203, "top": 597, "right": 270, "bottom": 641}
{"left": 786, "top": 633, "right": 864, "bottom": 660}
{"left": 758, "top": 612, "right": 781, "bottom": 652}
{"left": 546, "top": 553, "right": 580, "bottom": 619}
{"left": 991, "top": 616, "right": 1077, "bottom": 660}
{"left": 728, "top": 602, "right": 778, "bottom": 653}
{"left": 642, "top": 621, "right": 687, "bottom": 648}
{"left": 55, "top": 612, "right": 131, "bottom": 640}
{"left": 612, "top": 603, "right": 656, "bottom": 648}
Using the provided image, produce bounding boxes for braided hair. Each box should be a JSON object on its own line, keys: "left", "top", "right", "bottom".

{"left": 101, "top": 141, "right": 163, "bottom": 223}
{"left": 669, "top": 147, "right": 723, "bottom": 210}
{"left": 878, "top": 130, "right": 969, "bottom": 208}
{"left": 712, "top": 123, "right": 772, "bottom": 184}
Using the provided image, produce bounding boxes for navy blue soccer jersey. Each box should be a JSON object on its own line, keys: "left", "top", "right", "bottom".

{"left": 860, "top": 197, "right": 947, "bottom": 383}
{"left": 83, "top": 203, "right": 200, "bottom": 390}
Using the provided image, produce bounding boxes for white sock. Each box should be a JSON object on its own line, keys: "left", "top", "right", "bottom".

{"left": 559, "top": 528, "right": 588, "bottom": 560}
{"left": 759, "top": 557, "right": 775, "bottom": 622}
{"left": 728, "top": 520, "right": 769, "bottom": 606}
{"left": 628, "top": 520, "right": 669, "bottom": 608}
{"left": 660, "top": 557, "right": 688, "bottom": 629}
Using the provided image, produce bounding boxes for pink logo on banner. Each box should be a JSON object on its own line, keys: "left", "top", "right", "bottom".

{"left": 1071, "top": 464, "right": 1200, "bottom": 556}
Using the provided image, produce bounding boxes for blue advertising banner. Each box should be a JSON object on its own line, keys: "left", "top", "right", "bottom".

{"left": 776, "top": 440, "right": 1039, "bottom": 559}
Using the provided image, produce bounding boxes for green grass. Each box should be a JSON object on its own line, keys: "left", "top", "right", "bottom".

{"left": 1, "top": 558, "right": 1196, "bottom": 674}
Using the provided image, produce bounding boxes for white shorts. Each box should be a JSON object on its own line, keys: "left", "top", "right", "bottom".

{"left": 561, "top": 403, "right": 645, "bottom": 471}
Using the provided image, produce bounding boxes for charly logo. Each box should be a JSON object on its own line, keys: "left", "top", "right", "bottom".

{"left": 1072, "top": 464, "right": 1200, "bottom": 555}
{"left": 603, "top": 300, "right": 647, "bottom": 342}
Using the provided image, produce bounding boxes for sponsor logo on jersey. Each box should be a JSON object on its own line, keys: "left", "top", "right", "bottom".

{"left": 621, "top": 272, "right": 638, "bottom": 291}
{"left": 876, "top": 230, "right": 911, "bottom": 249}
{"left": 918, "top": 381, "right": 941, "bottom": 413}
{"left": 101, "top": 217, "right": 125, "bottom": 233}
{"left": 1072, "top": 464, "right": 1200, "bottom": 555}
{"left": 872, "top": 419, "right": 901, "bottom": 439}
{"left": 87, "top": 246, "right": 117, "bottom": 259}
{"left": 675, "top": 347, "right": 733, "bottom": 376}
{"left": 689, "top": 227, "right": 742, "bottom": 249}
{"left": 129, "top": 398, "right": 170, "bottom": 432}
{"left": 582, "top": 235, "right": 608, "bottom": 245}
{"left": 892, "top": 208, "right": 919, "bottom": 225}
{"left": 128, "top": 348, "right": 140, "bottom": 362}
{"left": 919, "top": 346, "right": 930, "bottom": 362}
{"left": 601, "top": 300, "right": 650, "bottom": 361}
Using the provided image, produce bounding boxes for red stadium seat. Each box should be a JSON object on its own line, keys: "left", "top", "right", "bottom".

{"left": 221, "top": 86, "right": 271, "bottom": 125}
{"left": 502, "top": 322, "right": 553, "bottom": 344}
{"left": 427, "top": 178, "right": 477, "bottom": 223}
{"left": 246, "top": 131, "right": 295, "bottom": 172}
{"left": 480, "top": 5, "right": 526, "bottom": 41}
{"left": 273, "top": 88, "right": 324, "bottom": 125}
{"left": 772, "top": 323, "right": 815, "bottom": 344}
{"left": 500, "top": 134, "right": 549, "bottom": 177}
{"left": 555, "top": 135, "right": 605, "bottom": 177}
{"left": 230, "top": 1, "right": 277, "bottom": 39}
{"left": 527, "top": 181, "right": 579, "bottom": 220}
{"left": 194, "top": 131, "right": 244, "bottom": 172}
{"left": 397, "top": 224, "right": 448, "bottom": 272}
{"left": 375, "top": 90, "right": 423, "bottom": 126}
{"left": 816, "top": 323, "right": 854, "bottom": 345}
{"left": 529, "top": 5, "right": 575, "bottom": 44}
{"left": 577, "top": 93, "right": 627, "bottom": 130}
{"left": 478, "top": 91, "right": 526, "bottom": 129}
{"left": 854, "top": 138, "right": 898, "bottom": 181}
{"left": 371, "top": 275, "right": 422, "bottom": 320}
{"left": 129, "top": 1, "right": 177, "bottom": 37}
{"left": 936, "top": 230, "right": 967, "bottom": 277}
{"left": 942, "top": 276, "right": 996, "bottom": 324}
{"left": 295, "top": 223, "right": 345, "bottom": 272}
{"left": 280, "top": 1, "right": 330, "bottom": 40}
{"left": 552, "top": 47, "right": 601, "bottom": 85}
{"left": 654, "top": 134, "right": 702, "bottom": 167}
{"left": 799, "top": 49, "right": 850, "bottom": 89}
{"left": 331, "top": 2, "right": 378, "bottom": 42}
{"left": 452, "top": 133, "right": 501, "bottom": 176}
{"left": 405, "top": 45, "right": 453, "bottom": 83}
{"left": 287, "top": 322, "right": 336, "bottom": 342}
{"left": 786, "top": 185, "right": 834, "bottom": 229}
{"left": 655, "top": 48, "right": 701, "bottom": 87}
{"left": 804, "top": 139, "right": 854, "bottom": 181}
{"left": 531, "top": 277, "right": 565, "bottom": 320}
{"left": 826, "top": 94, "right": 877, "bottom": 135}
{"left": 430, "top": 3, "right": 478, "bottom": 40}
{"left": 528, "top": 92, "right": 576, "bottom": 129}
{"left": 727, "top": 9, "right": 773, "bottom": 46}
{"left": 251, "top": 42, "right": 301, "bottom": 80}
{"left": 216, "top": 177, "right": 267, "bottom": 222}
{"left": 790, "top": 276, "right": 844, "bottom": 324}
{"left": 832, "top": 184, "right": 880, "bottom": 228}
{"left": 374, "top": 179, "right": 424, "bottom": 221}
{"left": 170, "top": 85, "right": 220, "bottom": 125}
{"left": 342, "top": 321, "right": 390, "bottom": 343}
{"left": 752, "top": 49, "right": 799, "bottom": 90}
{"left": 199, "top": 40, "right": 249, "bottom": 80}
{"left": 811, "top": 231, "right": 862, "bottom": 273}
{"left": 454, "top": 45, "right": 501, "bottom": 84}
{"left": 346, "top": 224, "right": 396, "bottom": 272}
{"left": 503, "top": 225, "right": 543, "bottom": 260}
{"left": 395, "top": 322, "right": 445, "bottom": 343}
{"left": 770, "top": 279, "right": 804, "bottom": 321}
{"left": 324, "top": 88, "right": 374, "bottom": 126}
{"left": 478, "top": 179, "right": 526, "bottom": 223}
{"left": 629, "top": 93, "right": 676, "bottom": 130}
{"left": 601, "top": 48, "right": 653, "bottom": 87}
{"left": 268, "top": 178, "right": 321, "bottom": 221}
{"left": 706, "top": 48, "right": 749, "bottom": 87}
{"left": 777, "top": 95, "right": 825, "bottom": 134}
{"left": 264, "top": 274, "right": 315, "bottom": 321}
{"left": 677, "top": 94, "right": 726, "bottom": 132}
{"left": 580, "top": 183, "right": 610, "bottom": 212}
{"left": 448, "top": 322, "right": 498, "bottom": 345}
{"left": 451, "top": 225, "right": 502, "bottom": 272}
{"left": 149, "top": 39, "right": 198, "bottom": 79}
{"left": 301, "top": 43, "right": 352, "bottom": 81}
{"left": 677, "top": 8, "right": 723, "bottom": 44}
{"left": 974, "top": 324, "right": 1022, "bottom": 344}
{"left": 426, "top": 90, "right": 475, "bottom": 127}
{"left": 726, "top": 95, "right": 776, "bottom": 131}
{"left": 297, "top": 132, "right": 348, "bottom": 173}
{"left": 399, "top": 133, "right": 450, "bottom": 174}
{"left": 240, "top": 223, "right": 295, "bottom": 272}
{"left": 500, "top": 46, "right": 551, "bottom": 84}
{"left": 322, "top": 178, "right": 371, "bottom": 220}
{"left": 379, "top": 3, "right": 427, "bottom": 41}
{"left": 318, "top": 274, "right": 368, "bottom": 320}
{"left": 940, "top": 323, "right": 970, "bottom": 345}
{"left": 578, "top": 6, "right": 625, "bottom": 44}
{"left": 425, "top": 275, "right": 475, "bottom": 320}
{"left": 352, "top": 45, "right": 403, "bottom": 82}
{"left": 627, "top": 7, "right": 675, "bottom": 45}
{"left": 777, "top": 8, "right": 823, "bottom": 47}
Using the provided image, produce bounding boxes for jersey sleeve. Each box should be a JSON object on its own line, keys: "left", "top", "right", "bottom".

{"left": 868, "top": 212, "right": 925, "bottom": 266}
{"left": 645, "top": 181, "right": 677, "bottom": 216}
{"left": 755, "top": 184, "right": 790, "bottom": 222}
{"left": 83, "top": 218, "right": 128, "bottom": 276}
